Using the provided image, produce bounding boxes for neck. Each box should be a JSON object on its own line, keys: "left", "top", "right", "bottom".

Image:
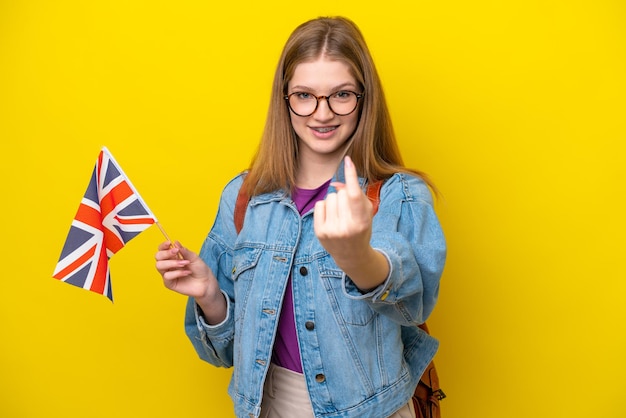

{"left": 295, "top": 157, "right": 340, "bottom": 188}
{"left": 295, "top": 141, "right": 353, "bottom": 189}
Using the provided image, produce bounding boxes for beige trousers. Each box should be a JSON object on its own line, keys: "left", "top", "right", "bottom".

{"left": 259, "top": 363, "right": 415, "bottom": 418}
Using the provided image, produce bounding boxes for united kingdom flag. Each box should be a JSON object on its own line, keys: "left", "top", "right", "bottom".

{"left": 53, "top": 147, "right": 157, "bottom": 301}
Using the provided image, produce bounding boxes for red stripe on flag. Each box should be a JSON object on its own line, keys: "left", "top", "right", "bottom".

{"left": 103, "top": 227, "right": 125, "bottom": 255}
{"left": 53, "top": 244, "right": 97, "bottom": 280}
{"left": 113, "top": 215, "right": 156, "bottom": 225}
{"left": 89, "top": 245, "right": 110, "bottom": 295}
{"left": 74, "top": 203, "right": 103, "bottom": 232}
{"left": 100, "top": 181, "right": 134, "bottom": 220}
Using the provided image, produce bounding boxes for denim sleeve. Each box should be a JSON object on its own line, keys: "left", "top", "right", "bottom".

{"left": 183, "top": 174, "right": 244, "bottom": 368}
{"left": 342, "top": 173, "right": 447, "bottom": 325}
{"left": 184, "top": 291, "right": 234, "bottom": 367}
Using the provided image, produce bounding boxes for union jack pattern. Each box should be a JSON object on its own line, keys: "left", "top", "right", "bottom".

{"left": 53, "top": 147, "right": 157, "bottom": 301}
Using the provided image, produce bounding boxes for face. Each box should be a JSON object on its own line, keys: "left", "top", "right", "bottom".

{"left": 287, "top": 57, "right": 360, "bottom": 164}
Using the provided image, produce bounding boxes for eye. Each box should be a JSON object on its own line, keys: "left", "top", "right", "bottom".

{"left": 332, "top": 90, "right": 353, "bottom": 101}
{"left": 294, "top": 92, "right": 313, "bottom": 100}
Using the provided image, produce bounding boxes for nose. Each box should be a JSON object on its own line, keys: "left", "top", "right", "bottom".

{"left": 312, "top": 96, "right": 334, "bottom": 120}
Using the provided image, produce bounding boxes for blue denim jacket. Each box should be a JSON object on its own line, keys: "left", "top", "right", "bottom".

{"left": 185, "top": 170, "right": 446, "bottom": 418}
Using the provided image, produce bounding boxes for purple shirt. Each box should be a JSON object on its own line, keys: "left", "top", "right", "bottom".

{"left": 271, "top": 180, "right": 331, "bottom": 373}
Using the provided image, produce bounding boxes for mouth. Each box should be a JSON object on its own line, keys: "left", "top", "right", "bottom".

{"left": 310, "top": 126, "right": 338, "bottom": 134}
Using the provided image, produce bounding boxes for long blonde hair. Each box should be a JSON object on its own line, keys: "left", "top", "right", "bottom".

{"left": 245, "top": 16, "right": 433, "bottom": 195}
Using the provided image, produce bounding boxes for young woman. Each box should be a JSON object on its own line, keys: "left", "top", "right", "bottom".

{"left": 155, "top": 16, "right": 446, "bottom": 418}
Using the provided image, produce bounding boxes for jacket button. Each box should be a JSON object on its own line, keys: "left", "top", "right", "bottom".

{"left": 315, "top": 373, "right": 326, "bottom": 383}
{"left": 305, "top": 321, "right": 315, "bottom": 330}
{"left": 299, "top": 266, "right": 308, "bottom": 276}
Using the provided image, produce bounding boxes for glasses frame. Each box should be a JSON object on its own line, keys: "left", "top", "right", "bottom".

{"left": 284, "top": 90, "right": 364, "bottom": 117}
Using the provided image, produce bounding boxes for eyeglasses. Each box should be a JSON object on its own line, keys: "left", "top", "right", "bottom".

{"left": 284, "top": 90, "right": 363, "bottom": 117}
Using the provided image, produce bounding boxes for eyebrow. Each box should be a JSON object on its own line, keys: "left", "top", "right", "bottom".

{"left": 289, "top": 82, "right": 358, "bottom": 93}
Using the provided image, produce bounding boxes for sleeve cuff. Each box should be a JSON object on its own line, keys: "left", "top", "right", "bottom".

{"left": 195, "top": 289, "right": 233, "bottom": 337}
{"left": 342, "top": 248, "right": 394, "bottom": 303}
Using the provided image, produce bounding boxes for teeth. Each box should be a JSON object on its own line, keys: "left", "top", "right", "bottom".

{"left": 314, "top": 127, "right": 336, "bottom": 133}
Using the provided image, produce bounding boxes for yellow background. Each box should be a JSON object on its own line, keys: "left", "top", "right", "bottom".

{"left": 1, "top": 0, "right": 625, "bottom": 417}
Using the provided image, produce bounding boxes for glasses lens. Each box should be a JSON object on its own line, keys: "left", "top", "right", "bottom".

{"left": 328, "top": 91, "right": 358, "bottom": 115}
{"left": 288, "top": 93, "right": 318, "bottom": 116}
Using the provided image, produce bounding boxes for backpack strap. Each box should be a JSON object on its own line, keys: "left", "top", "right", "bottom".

{"left": 234, "top": 178, "right": 384, "bottom": 234}
{"left": 366, "top": 180, "right": 383, "bottom": 215}
{"left": 234, "top": 177, "right": 249, "bottom": 234}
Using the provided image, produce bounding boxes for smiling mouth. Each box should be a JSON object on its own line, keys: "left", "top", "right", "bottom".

{"left": 311, "top": 126, "right": 337, "bottom": 133}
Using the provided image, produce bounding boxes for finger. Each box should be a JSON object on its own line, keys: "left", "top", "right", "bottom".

{"left": 156, "top": 262, "right": 190, "bottom": 281}
{"left": 343, "top": 156, "right": 361, "bottom": 198}
{"left": 155, "top": 246, "right": 181, "bottom": 261}
{"left": 156, "top": 258, "right": 188, "bottom": 272}
{"left": 155, "top": 250, "right": 170, "bottom": 262}
{"left": 159, "top": 240, "right": 185, "bottom": 260}
{"left": 161, "top": 268, "right": 192, "bottom": 285}
{"left": 324, "top": 192, "right": 339, "bottom": 225}
{"left": 157, "top": 240, "right": 185, "bottom": 261}
{"left": 330, "top": 182, "right": 346, "bottom": 191}
{"left": 158, "top": 241, "right": 173, "bottom": 251}
{"left": 313, "top": 200, "right": 326, "bottom": 234}
{"left": 175, "top": 242, "right": 198, "bottom": 261}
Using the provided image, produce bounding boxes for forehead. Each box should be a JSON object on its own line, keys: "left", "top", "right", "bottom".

{"left": 288, "top": 58, "right": 356, "bottom": 91}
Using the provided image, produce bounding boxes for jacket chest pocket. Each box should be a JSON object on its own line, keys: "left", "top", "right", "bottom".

{"left": 231, "top": 246, "right": 263, "bottom": 322}
{"left": 231, "top": 246, "right": 262, "bottom": 281}
{"left": 317, "top": 259, "right": 375, "bottom": 326}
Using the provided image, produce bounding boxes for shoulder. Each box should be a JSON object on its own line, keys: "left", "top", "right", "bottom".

{"left": 219, "top": 171, "right": 247, "bottom": 204}
{"left": 207, "top": 172, "right": 248, "bottom": 244}
{"left": 380, "top": 172, "right": 434, "bottom": 206}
